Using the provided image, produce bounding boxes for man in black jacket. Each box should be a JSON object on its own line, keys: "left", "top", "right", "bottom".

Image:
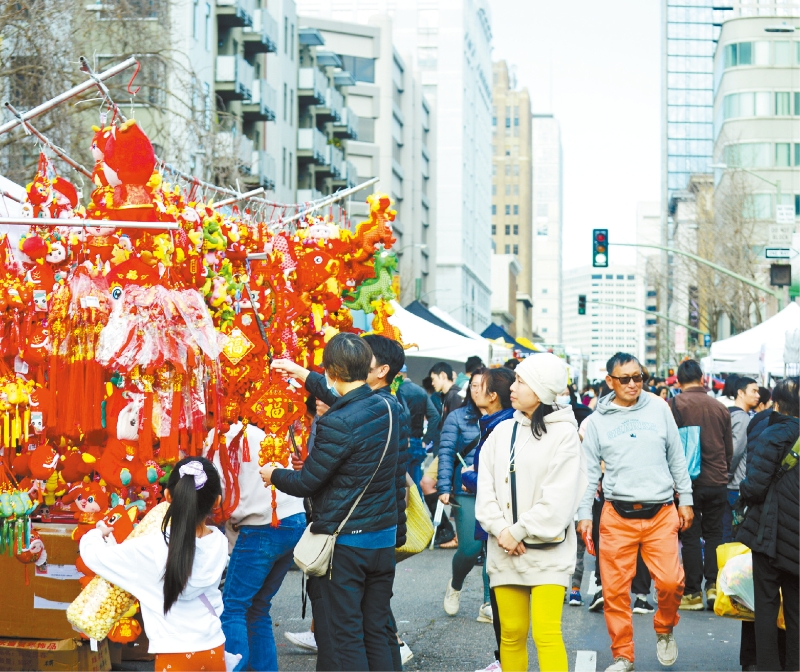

{"left": 737, "top": 377, "right": 799, "bottom": 672}
{"left": 396, "top": 368, "right": 441, "bottom": 486}
{"left": 265, "top": 334, "right": 400, "bottom": 671}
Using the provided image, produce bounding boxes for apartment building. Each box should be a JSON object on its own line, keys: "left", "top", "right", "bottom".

{"left": 531, "top": 114, "right": 564, "bottom": 343}
{"left": 297, "top": 16, "right": 435, "bottom": 305}
{"left": 490, "top": 254, "right": 521, "bottom": 336}
{"left": 563, "top": 266, "right": 642, "bottom": 379}
{"left": 491, "top": 61, "right": 533, "bottom": 341}
{"left": 295, "top": 0, "right": 493, "bottom": 332}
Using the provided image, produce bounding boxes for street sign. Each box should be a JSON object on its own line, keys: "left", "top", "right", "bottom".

{"left": 776, "top": 204, "right": 795, "bottom": 225}
{"left": 674, "top": 325, "right": 687, "bottom": 354}
{"left": 765, "top": 248, "right": 791, "bottom": 259}
{"left": 769, "top": 223, "right": 794, "bottom": 245}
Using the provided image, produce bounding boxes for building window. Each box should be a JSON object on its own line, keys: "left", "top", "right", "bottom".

{"left": 774, "top": 41, "right": 792, "bottom": 66}
{"left": 339, "top": 56, "right": 376, "bottom": 83}
{"left": 505, "top": 205, "right": 510, "bottom": 215}
{"left": 513, "top": 165, "right": 519, "bottom": 176}
{"left": 505, "top": 184, "right": 511, "bottom": 195}
{"left": 725, "top": 142, "right": 771, "bottom": 168}
{"left": 795, "top": 92, "right": 800, "bottom": 116}
{"left": 542, "top": 307, "right": 548, "bottom": 313}
{"left": 513, "top": 204, "right": 518, "bottom": 215}
{"left": 492, "top": 184, "right": 496, "bottom": 196}
{"left": 288, "top": 152, "right": 293, "bottom": 189}
{"left": 289, "top": 89, "right": 294, "bottom": 124}
{"left": 513, "top": 224, "right": 519, "bottom": 235}
{"left": 724, "top": 91, "right": 771, "bottom": 119}
{"left": 513, "top": 244, "right": 518, "bottom": 255}
{"left": 291, "top": 24, "right": 295, "bottom": 59}
{"left": 282, "top": 148, "right": 286, "bottom": 186}
{"left": 492, "top": 225, "right": 496, "bottom": 234}
{"left": 776, "top": 92, "right": 791, "bottom": 116}
{"left": 628, "top": 275, "right": 635, "bottom": 280}
{"left": 283, "top": 84, "right": 287, "bottom": 121}
{"left": 592, "top": 274, "right": 601, "bottom": 279}
{"left": 505, "top": 225, "right": 510, "bottom": 235}
{"left": 795, "top": 143, "right": 800, "bottom": 167}
{"left": 505, "top": 244, "right": 510, "bottom": 254}
{"left": 284, "top": 17, "right": 288, "bottom": 54}
{"left": 192, "top": 0, "right": 198, "bottom": 38}
{"left": 505, "top": 164, "right": 510, "bottom": 176}
{"left": 776, "top": 143, "right": 791, "bottom": 167}
{"left": 205, "top": 2, "right": 211, "bottom": 51}
{"left": 492, "top": 204, "right": 496, "bottom": 215}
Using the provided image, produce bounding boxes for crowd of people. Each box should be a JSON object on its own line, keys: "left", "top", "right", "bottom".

{"left": 75, "top": 334, "right": 798, "bottom": 672}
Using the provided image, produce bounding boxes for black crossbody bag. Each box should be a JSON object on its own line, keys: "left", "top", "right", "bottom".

{"left": 509, "top": 424, "right": 568, "bottom": 549}
{"left": 610, "top": 500, "right": 673, "bottom": 520}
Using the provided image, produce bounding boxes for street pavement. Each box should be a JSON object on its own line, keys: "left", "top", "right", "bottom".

{"left": 272, "top": 547, "right": 743, "bottom": 672}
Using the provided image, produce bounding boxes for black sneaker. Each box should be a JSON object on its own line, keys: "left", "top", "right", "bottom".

{"left": 434, "top": 527, "right": 456, "bottom": 547}
{"left": 476, "top": 552, "right": 485, "bottom": 566}
{"left": 588, "top": 589, "right": 604, "bottom": 612}
{"left": 632, "top": 596, "right": 655, "bottom": 614}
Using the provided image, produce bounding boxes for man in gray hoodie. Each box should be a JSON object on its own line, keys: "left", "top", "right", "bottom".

{"left": 577, "top": 352, "right": 694, "bottom": 672}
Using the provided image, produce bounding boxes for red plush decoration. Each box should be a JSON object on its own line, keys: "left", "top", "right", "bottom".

{"left": 62, "top": 482, "right": 109, "bottom": 542}
{"left": 101, "top": 120, "right": 157, "bottom": 223}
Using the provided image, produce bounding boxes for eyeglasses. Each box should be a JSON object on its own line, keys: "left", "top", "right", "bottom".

{"left": 609, "top": 374, "right": 644, "bottom": 386}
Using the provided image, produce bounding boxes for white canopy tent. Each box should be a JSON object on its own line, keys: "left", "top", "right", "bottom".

{"left": 705, "top": 302, "right": 800, "bottom": 377}
{"left": 427, "top": 305, "right": 513, "bottom": 364}
{"left": 388, "top": 301, "right": 491, "bottom": 362}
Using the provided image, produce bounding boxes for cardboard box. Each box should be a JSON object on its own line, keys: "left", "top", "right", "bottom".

{"left": 0, "top": 523, "right": 83, "bottom": 640}
{"left": 0, "top": 637, "right": 110, "bottom": 671}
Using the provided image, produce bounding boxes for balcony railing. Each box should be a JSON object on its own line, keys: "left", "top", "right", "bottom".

{"left": 297, "top": 128, "right": 330, "bottom": 165}
{"left": 327, "top": 145, "right": 344, "bottom": 178}
{"left": 217, "top": 132, "right": 254, "bottom": 170}
{"left": 324, "top": 87, "right": 344, "bottom": 122}
{"left": 243, "top": 79, "right": 277, "bottom": 121}
{"left": 298, "top": 67, "right": 328, "bottom": 105}
{"left": 332, "top": 107, "right": 359, "bottom": 140}
{"left": 249, "top": 150, "right": 277, "bottom": 189}
{"left": 216, "top": 0, "right": 254, "bottom": 28}
{"left": 243, "top": 8, "right": 278, "bottom": 54}
{"left": 216, "top": 54, "right": 255, "bottom": 100}
{"left": 344, "top": 161, "right": 358, "bottom": 188}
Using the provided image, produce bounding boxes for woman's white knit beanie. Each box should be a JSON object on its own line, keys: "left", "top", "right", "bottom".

{"left": 515, "top": 353, "right": 568, "bottom": 406}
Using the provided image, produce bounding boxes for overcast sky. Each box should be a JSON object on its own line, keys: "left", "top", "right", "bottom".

{"left": 490, "top": 0, "right": 661, "bottom": 270}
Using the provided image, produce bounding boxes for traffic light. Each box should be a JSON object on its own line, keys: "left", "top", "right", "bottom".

{"left": 593, "top": 229, "right": 608, "bottom": 267}
{"left": 578, "top": 294, "right": 586, "bottom": 315}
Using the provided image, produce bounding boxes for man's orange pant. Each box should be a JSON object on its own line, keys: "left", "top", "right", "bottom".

{"left": 599, "top": 502, "right": 684, "bottom": 662}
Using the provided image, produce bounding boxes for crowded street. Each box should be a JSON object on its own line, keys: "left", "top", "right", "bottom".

{"left": 271, "top": 545, "right": 743, "bottom": 672}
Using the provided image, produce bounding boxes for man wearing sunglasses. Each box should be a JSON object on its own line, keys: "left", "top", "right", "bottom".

{"left": 577, "top": 352, "right": 694, "bottom": 672}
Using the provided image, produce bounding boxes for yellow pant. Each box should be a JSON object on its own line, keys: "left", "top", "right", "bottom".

{"left": 494, "top": 584, "right": 567, "bottom": 672}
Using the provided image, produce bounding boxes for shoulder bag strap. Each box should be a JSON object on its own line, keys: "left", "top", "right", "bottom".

{"left": 670, "top": 397, "right": 684, "bottom": 428}
{"left": 509, "top": 423, "right": 519, "bottom": 523}
{"left": 333, "top": 397, "right": 393, "bottom": 537}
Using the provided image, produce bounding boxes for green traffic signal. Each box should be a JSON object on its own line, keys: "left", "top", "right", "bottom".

{"left": 578, "top": 294, "right": 586, "bottom": 315}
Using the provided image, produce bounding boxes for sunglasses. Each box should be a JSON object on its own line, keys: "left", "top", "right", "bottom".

{"left": 609, "top": 374, "right": 644, "bottom": 385}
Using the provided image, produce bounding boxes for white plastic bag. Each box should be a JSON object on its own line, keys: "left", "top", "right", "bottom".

{"left": 718, "top": 551, "right": 755, "bottom": 612}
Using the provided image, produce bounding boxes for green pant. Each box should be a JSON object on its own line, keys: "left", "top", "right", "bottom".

{"left": 451, "top": 495, "right": 490, "bottom": 602}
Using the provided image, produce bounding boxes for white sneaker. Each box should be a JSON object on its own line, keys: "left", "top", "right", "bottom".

{"left": 284, "top": 630, "right": 318, "bottom": 652}
{"left": 399, "top": 641, "right": 414, "bottom": 665}
{"left": 476, "top": 601, "right": 493, "bottom": 623}
{"left": 443, "top": 579, "right": 461, "bottom": 615}
{"left": 656, "top": 632, "right": 678, "bottom": 666}
{"left": 475, "top": 660, "right": 502, "bottom": 672}
{"left": 605, "top": 657, "right": 634, "bottom": 672}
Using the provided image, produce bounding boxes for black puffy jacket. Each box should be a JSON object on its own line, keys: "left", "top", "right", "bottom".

{"left": 737, "top": 412, "right": 799, "bottom": 575}
{"left": 271, "top": 382, "right": 399, "bottom": 538}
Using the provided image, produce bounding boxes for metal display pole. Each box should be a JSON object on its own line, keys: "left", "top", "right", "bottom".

{"left": 0, "top": 217, "right": 179, "bottom": 231}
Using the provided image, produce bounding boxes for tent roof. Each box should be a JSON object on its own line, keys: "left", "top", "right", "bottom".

{"left": 480, "top": 323, "right": 536, "bottom": 354}
{"left": 388, "top": 301, "right": 490, "bottom": 362}
{"left": 708, "top": 302, "right": 800, "bottom": 375}
{"left": 404, "top": 301, "right": 466, "bottom": 337}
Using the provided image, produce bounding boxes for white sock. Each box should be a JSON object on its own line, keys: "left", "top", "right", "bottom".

{"left": 636, "top": 594, "right": 648, "bottom": 601}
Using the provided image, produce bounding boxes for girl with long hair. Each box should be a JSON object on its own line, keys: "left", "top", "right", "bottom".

{"left": 80, "top": 457, "right": 228, "bottom": 671}
{"left": 476, "top": 354, "right": 587, "bottom": 672}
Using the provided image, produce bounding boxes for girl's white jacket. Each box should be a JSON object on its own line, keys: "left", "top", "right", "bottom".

{"left": 80, "top": 525, "right": 227, "bottom": 654}
{"left": 475, "top": 407, "right": 588, "bottom": 588}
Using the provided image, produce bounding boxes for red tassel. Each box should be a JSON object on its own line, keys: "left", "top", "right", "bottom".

{"left": 271, "top": 488, "right": 279, "bottom": 527}
{"left": 139, "top": 389, "right": 154, "bottom": 462}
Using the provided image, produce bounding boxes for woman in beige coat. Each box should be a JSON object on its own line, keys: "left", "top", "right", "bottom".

{"left": 476, "top": 353, "right": 587, "bottom": 672}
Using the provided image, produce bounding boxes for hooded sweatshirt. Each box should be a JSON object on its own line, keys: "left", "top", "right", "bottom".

{"left": 577, "top": 391, "right": 693, "bottom": 521}
{"left": 475, "top": 406, "right": 588, "bottom": 588}
{"left": 80, "top": 525, "right": 227, "bottom": 654}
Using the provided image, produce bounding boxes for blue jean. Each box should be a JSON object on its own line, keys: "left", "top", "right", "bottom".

{"left": 221, "top": 514, "right": 306, "bottom": 672}
{"left": 722, "top": 489, "right": 739, "bottom": 543}
{"left": 407, "top": 437, "right": 426, "bottom": 493}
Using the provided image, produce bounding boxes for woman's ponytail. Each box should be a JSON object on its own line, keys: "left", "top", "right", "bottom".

{"left": 161, "top": 456, "right": 221, "bottom": 614}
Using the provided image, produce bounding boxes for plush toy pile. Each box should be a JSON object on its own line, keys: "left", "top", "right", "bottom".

{"left": 0, "top": 119, "right": 403, "bottom": 638}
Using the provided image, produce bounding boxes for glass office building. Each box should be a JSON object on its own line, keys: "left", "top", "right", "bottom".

{"left": 663, "top": 1, "right": 724, "bottom": 198}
